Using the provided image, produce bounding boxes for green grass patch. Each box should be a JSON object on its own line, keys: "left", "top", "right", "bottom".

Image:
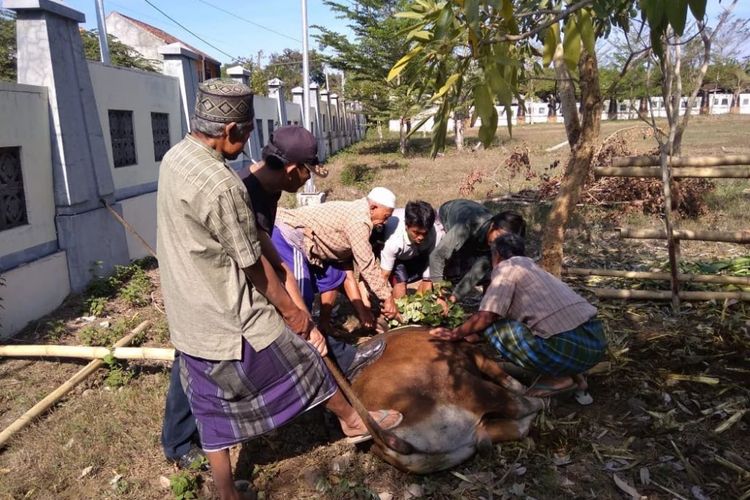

{"left": 340, "top": 163, "right": 377, "bottom": 187}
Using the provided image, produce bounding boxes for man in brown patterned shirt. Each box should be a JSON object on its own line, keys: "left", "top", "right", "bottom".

{"left": 430, "top": 233, "right": 606, "bottom": 399}
{"left": 275, "top": 187, "right": 399, "bottom": 323}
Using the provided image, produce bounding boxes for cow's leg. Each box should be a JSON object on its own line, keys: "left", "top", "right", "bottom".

{"left": 472, "top": 376, "right": 547, "bottom": 419}
{"left": 470, "top": 349, "right": 529, "bottom": 395}
{"left": 479, "top": 412, "right": 537, "bottom": 442}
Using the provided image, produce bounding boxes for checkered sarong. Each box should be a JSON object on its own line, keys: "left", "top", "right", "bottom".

{"left": 483, "top": 318, "right": 607, "bottom": 377}
{"left": 180, "top": 328, "right": 336, "bottom": 452}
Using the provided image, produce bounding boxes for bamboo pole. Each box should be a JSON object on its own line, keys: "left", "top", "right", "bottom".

{"left": 565, "top": 267, "right": 750, "bottom": 286}
{"left": 611, "top": 154, "right": 750, "bottom": 168}
{"left": 620, "top": 228, "right": 750, "bottom": 243}
{"left": 0, "top": 345, "right": 175, "bottom": 361}
{"left": 594, "top": 166, "right": 750, "bottom": 178}
{"left": 0, "top": 320, "right": 150, "bottom": 449}
{"left": 591, "top": 288, "right": 750, "bottom": 301}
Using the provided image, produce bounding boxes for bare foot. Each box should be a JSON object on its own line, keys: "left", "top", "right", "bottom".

{"left": 572, "top": 373, "right": 588, "bottom": 391}
{"left": 526, "top": 376, "right": 577, "bottom": 397}
{"left": 340, "top": 409, "right": 402, "bottom": 437}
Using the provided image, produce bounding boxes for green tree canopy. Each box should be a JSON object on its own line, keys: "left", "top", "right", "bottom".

{"left": 314, "top": 0, "right": 419, "bottom": 126}
{"left": 2, "top": 12, "right": 156, "bottom": 83}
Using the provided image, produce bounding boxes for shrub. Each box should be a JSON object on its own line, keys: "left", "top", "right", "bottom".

{"left": 119, "top": 267, "right": 152, "bottom": 307}
{"left": 340, "top": 163, "right": 376, "bottom": 187}
{"left": 170, "top": 471, "right": 200, "bottom": 499}
{"left": 45, "top": 319, "right": 67, "bottom": 341}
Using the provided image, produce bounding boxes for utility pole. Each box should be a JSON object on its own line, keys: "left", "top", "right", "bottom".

{"left": 95, "top": 0, "right": 110, "bottom": 65}
{"left": 300, "top": 0, "right": 316, "bottom": 195}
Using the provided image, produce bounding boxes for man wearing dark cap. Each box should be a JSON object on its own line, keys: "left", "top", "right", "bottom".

{"left": 157, "top": 80, "right": 401, "bottom": 499}
{"left": 243, "top": 126, "right": 385, "bottom": 378}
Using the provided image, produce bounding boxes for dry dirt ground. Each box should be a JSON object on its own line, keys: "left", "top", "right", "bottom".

{"left": 0, "top": 116, "right": 748, "bottom": 499}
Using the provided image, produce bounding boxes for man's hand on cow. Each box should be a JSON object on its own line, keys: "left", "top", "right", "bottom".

{"left": 308, "top": 327, "right": 328, "bottom": 356}
{"left": 429, "top": 327, "right": 462, "bottom": 341}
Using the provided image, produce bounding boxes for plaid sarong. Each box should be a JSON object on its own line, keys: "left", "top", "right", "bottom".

{"left": 179, "top": 328, "right": 337, "bottom": 452}
{"left": 483, "top": 318, "right": 607, "bottom": 377}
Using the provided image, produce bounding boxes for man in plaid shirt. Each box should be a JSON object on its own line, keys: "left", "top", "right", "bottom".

{"left": 274, "top": 187, "right": 400, "bottom": 326}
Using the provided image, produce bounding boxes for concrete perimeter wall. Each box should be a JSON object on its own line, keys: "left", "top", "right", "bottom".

{"left": 0, "top": 81, "right": 70, "bottom": 338}
{"left": 0, "top": 1, "right": 365, "bottom": 338}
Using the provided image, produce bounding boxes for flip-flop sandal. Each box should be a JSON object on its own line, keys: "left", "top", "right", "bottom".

{"left": 346, "top": 409, "right": 403, "bottom": 445}
{"left": 574, "top": 389, "right": 594, "bottom": 405}
{"left": 526, "top": 380, "right": 578, "bottom": 398}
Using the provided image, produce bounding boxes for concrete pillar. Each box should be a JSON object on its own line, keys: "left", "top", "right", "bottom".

{"left": 308, "top": 82, "right": 328, "bottom": 161}
{"left": 159, "top": 43, "right": 201, "bottom": 136}
{"left": 8, "top": 0, "right": 129, "bottom": 291}
{"left": 320, "top": 90, "right": 333, "bottom": 158}
{"left": 226, "top": 65, "right": 251, "bottom": 86}
{"left": 340, "top": 97, "right": 351, "bottom": 147}
{"left": 330, "top": 93, "right": 341, "bottom": 152}
{"left": 291, "top": 86, "right": 304, "bottom": 127}
{"left": 267, "top": 78, "right": 288, "bottom": 126}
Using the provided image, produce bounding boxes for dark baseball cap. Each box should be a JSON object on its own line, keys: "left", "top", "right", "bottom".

{"left": 262, "top": 126, "right": 328, "bottom": 177}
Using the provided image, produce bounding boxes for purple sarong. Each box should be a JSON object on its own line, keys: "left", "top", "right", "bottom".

{"left": 271, "top": 225, "right": 347, "bottom": 310}
{"left": 179, "top": 328, "right": 337, "bottom": 452}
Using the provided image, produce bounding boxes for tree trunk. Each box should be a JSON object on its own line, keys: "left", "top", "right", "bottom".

{"left": 399, "top": 117, "right": 409, "bottom": 155}
{"left": 730, "top": 90, "right": 741, "bottom": 114}
{"left": 608, "top": 97, "right": 618, "bottom": 120}
{"left": 454, "top": 114, "right": 465, "bottom": 151}
{"left": 700, "top": 91, "right": 709, "bottom": 114}
{"left": 553, "top": 42, "right": 581, "bottom": 145}
{"left": 517, "top": 101, "right": 526, "bottom": 125}
{"left": 540, "top": 50, "right": 602, "bottom": 276}
{"left": 377, "top": 120, "right": 383, "bottom": 141}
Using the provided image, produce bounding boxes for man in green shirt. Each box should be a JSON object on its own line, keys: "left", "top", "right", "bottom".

{"left": 429, "top": 199, "right": 526, "bottom": 301}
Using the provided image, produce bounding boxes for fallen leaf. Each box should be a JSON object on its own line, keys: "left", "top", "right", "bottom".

{"left": 691, "top": 485, "right": 710, "bottom": 500}
{"left": 639, "top": 467, "right": 650, "bottom": 486}
{"left": 713, "top": 409, "right": 747, "bottom": 434}
{"left": 78, "top": 466, "right": 94, "bottom": 480}
{"left": 158, "top": 475, "right": 171, "bottom": 489}
{"left": 613, "top": 473, "right": 645, "bottom": 500}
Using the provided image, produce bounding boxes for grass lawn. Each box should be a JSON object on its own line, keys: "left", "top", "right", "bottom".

{"left": 0, "top": 115, "right": 748, "bottom": 499}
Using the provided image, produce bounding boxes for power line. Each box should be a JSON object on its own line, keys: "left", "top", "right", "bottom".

{"left": 193, "top": 0, "right": 303, "bottom": 44}
{"left": 143, "top": 0, "right": 238, "bottom": 61}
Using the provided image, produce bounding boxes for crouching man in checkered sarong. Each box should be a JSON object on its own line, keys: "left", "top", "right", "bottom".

{"left": 429, "top": 233, "right": 607, "bottom": 398}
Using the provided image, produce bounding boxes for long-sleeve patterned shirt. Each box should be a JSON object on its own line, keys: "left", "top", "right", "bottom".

{"left": 276, "top": 198, "right": 392, "bottom": 301}
{"left": 429, "top": 199, "right": 493, "bottom": 299}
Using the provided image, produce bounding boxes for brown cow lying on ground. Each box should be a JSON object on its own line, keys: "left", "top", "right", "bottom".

{"left": 350, "top": 326, "right": 547, "bottom": 474}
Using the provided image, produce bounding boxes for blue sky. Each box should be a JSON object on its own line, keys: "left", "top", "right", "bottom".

{"left": 61, "top": 0, "right": 354, "bottom": 64}
{"left": 3, "top": 1, "right": 749, "bottom": 64}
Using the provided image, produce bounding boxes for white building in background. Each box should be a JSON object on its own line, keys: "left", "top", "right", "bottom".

{"left": 388, "top": 93, "right": 750, "bottom": 132}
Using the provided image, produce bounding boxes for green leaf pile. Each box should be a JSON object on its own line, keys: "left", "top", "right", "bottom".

{"left": 389, "top": 282, "right": 466, "bottom": 329}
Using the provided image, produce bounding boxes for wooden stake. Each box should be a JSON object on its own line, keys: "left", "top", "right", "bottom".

{"left": 594, "top": 166, "right": 750, "bottom": 178}
{"left": 591, "top": 288, "right": 750, "bottom": 301}
{"left": 620, "top": 228, "right": 750, "bottom": 243}
{"left": 0, "top": 321, "right": 150, "bottom": 449}
{"left": 565, "top": 267, "right": 750, "bottom": 286}
{"left": 322, "top": 356, "right": 415, "bottom": 455}
{"left": 102, "top": 201, "right": 157, "bottom": 259}
{"left": 0, "top": 345, "right": 175, "bottom": 361}
{"left": 611, "top": 154, "right": 750, "bottom": 168}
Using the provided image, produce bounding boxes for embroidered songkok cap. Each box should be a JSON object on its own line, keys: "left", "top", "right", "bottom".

{"left": 195, "top": 78, "right": 254, "bottom": 123}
